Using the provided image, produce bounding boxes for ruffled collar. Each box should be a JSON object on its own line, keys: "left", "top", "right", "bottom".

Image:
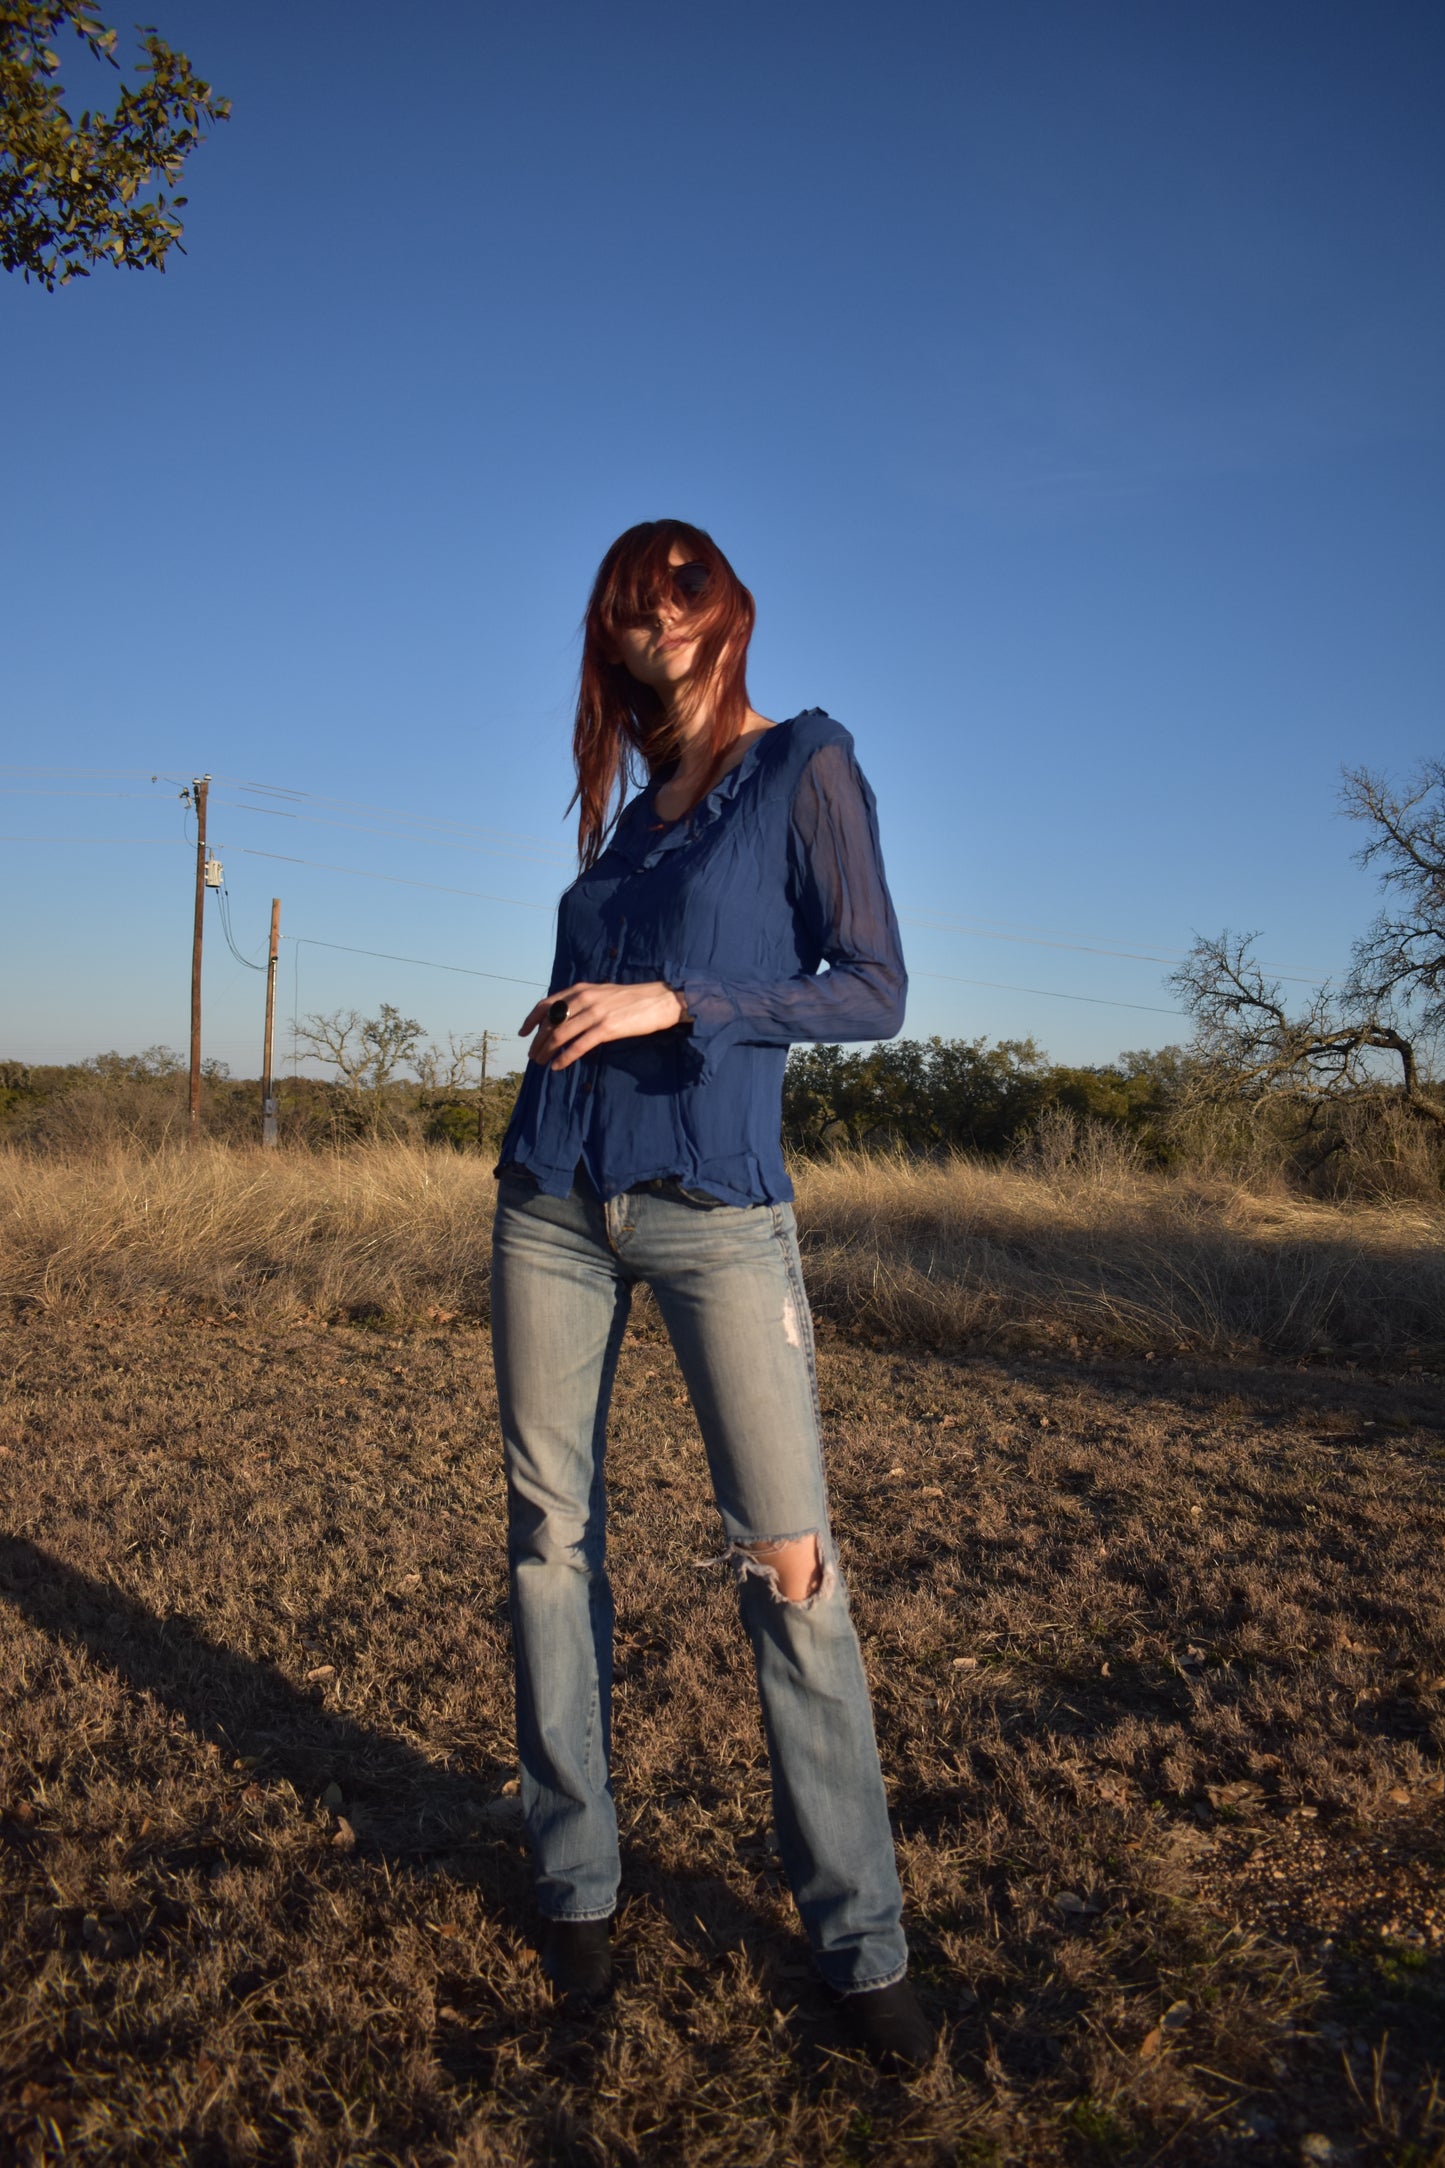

{"left": 606, "top": 714, "right": 799, "bottom": 873}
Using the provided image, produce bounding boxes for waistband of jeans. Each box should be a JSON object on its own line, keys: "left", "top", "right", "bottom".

{"left": 501, "top": 1159, "right": 728, "bottom": 1209}
{"left": 631, "top": 1176, "right": 725, "bottom": 1207}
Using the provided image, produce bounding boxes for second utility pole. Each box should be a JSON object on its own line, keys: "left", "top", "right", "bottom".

{"left": 476, "top": 1028, "right": 500, "bottom": 1147}
{"left": 189, "top": 773, "right": 211, "bottom": 1139}
{"left": 261, "top": 897, "right": 281, "bottom": 1147}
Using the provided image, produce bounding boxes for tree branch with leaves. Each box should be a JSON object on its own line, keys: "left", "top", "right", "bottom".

{"left": 1, "top": 0, "right": 228, "bottom": 288}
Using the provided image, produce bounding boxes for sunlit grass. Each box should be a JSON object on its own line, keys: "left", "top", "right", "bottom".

{"left": 2, "top": 1138, "right": 1440, "bottom": 1360}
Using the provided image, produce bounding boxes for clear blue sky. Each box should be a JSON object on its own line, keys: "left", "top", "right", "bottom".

{"left": 3, "top": 0, "right": 1441, "bottom": 1080}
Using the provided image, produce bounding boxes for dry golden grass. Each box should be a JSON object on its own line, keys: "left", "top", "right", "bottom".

{"left": 0, "top": 1141, "right": 494, "bottom": 1324}
{"left": 796, "top": 1146, "right": 1445, "bottom": 1364}
{"left": 1, "top": 1145, "right": 1443, "bottom": 2162}
{"left": 2, "top": 1139, "right": 1442, "bottom": 1364}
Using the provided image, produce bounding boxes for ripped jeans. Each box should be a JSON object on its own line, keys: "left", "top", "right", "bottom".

{"left": 490, "top": 1167, "right": 908, "bottom": 1992}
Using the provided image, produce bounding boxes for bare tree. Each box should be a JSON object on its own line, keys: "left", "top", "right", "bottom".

{"left": 294, "top": 1009, "right": 366, "bottom": 1092}
{"left": 295, "top": 1004, "right": 425, "bottom": 1099}
{"left": 1170, "top": 759, "right": 1445, "bottom": 1135}
{"left": 1167, "top": 932, "right": 1440, "bottom": 1125}
{"left": 1342, "top": 760, "right": 1445, "bottom": 1041}
{"left": 415, "top": 1032, "right": 486, "bottom": 1096}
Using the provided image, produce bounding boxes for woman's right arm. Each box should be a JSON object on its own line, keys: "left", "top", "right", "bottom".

{"left": 665, "top": 738, "right": 908, "bottom": 1082}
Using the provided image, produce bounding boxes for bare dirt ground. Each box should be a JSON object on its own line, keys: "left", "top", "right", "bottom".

{"left": 2, "top": 1305, "right": 1442, "bottom": 2166}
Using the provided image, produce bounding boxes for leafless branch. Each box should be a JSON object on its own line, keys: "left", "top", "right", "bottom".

{"left": 294, "top": 1009, "right": 367, "bottom": 1091}
{"left": 1341, "top": 761, "right": 1445, "bottom": 1039}
{"left": 415, "top": 1033, "right": 486, "bottom": 1096}
{"left": 1168, "top": 932, "right": 1444, "bottom": 1128}
{"left": 295, "top": 1004, "right": 425, "bottom": 1097}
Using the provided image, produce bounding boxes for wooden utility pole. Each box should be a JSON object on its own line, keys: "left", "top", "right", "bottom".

{"left": 476, "top": 1028, "right": 500, "bottom": 1146}
{"left": 261, "top": 896, "right": 282, "bottom": 1148}
{"left": 188, "top": 774, "right": 210, "bottom": 1138}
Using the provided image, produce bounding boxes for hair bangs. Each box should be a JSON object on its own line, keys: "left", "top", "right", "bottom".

{"left": 593, "top": 523, "right": 734, "bottom": 643}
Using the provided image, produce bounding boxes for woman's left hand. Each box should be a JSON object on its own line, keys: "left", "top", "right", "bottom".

{"left": 521, "top": 981, "right": 689, "bottom": 1070}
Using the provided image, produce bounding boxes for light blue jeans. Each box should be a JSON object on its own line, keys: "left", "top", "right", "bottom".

{"left": 490, "top": 1167, "right": 909, "bottom": 1994}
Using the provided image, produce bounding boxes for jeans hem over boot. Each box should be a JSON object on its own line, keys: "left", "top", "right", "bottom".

{"left": 492, "top": 1168, "right": 909, "bottom": 1995}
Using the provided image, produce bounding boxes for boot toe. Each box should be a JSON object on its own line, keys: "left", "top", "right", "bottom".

{"left": 836, "top": 1977, "right": 935, "bottom": 2070}
{"left": 541, "top": 1918, "right": 613, "bottom": 2009}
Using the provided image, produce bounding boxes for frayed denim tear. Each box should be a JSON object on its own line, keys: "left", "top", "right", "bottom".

{"left": 696, "top": 1537, "right": 837, "bottom": 1611}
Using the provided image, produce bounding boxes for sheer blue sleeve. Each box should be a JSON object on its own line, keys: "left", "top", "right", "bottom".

{"left": 667, "top": 740, "right": 907, "bottom": 1083}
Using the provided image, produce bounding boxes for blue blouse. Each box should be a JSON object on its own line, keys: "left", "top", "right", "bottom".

{"left": 497, "top": 709, "right": 907, "bottom": 1204}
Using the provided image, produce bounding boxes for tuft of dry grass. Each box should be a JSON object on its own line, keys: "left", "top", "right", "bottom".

{"left": 0, "top": 1141, "right": 494, "bottom": 1324}
{"left": 798, "top": 1146, "right": 1445, "bottom": 1362}
{"left": 1, "top": 1307, "right": 1442, "bottom": 2164}
{"left": 2, "top": 1140, "right": 1442, "bottom": 1365}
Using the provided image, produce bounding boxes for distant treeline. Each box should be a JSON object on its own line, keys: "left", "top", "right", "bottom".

{"left": 0, "top": 1049, "right": 521, "bottom": 1155}
{"left": 781, "top": 1037, "right": 1185, "bottom": 1157}
{"left": 1, "top": 1036, "right": 1439, "bottom": 1198}
{"left": 0, "top": 1038, "right": 1181, "bottom": 1158}
{"left": 781, "top": 1037, "right": 1442, "bottom": 1197}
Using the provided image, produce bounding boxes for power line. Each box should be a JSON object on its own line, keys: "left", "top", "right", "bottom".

{"left": 0, "top": 767, "right": 1334, "bottom": 977}
{"left": 213, "top": 886, "right": 267, "bottom": 972}
{"left": 900, "top": 909, "right": 1325, "bottom": 986}
{"left": 0, "top": 765, "right": 177, "bottom": 779}
{"left": 0, "top": 835, "right": 1259, "bottom": 1019}
{"left": 910, "top": 969, "right": 1184, "bottom": 1018}
{"left": 204, "top": 778, "right": 1329, "bottom": 976}
{"left": 0, "top": 835, "right": 185, "bottom": 844}
{"left": 201, "top": 786, "right": 571, "bottom": 862}
{"left": 0, "top": 765, "right": 568, "bottom": 849}
{"left": 208, "top": 799, "right": 570, "bottom": 868}
{"left": 62, "top": 830, "right": 1333, "bottom": 982}
{"left": 902, "top": 910, "right": 1183, "bottom": 965}
{"left": 233, "top": 834, "right": 1317, "bottom": 985}
{"left": 206, "top": 771, "right": 568, "bottom": 853}
{"left": 240, "top": 846, "right": 554, "bottom": 911}
{"left": 0, "top": 772, "right": 1336, "bottom": 1006}
{"left": 1, "top": 770, "right": 573, "bottom": 866}
{"left": 245, "top": 842, "right": 1193, "bottom": 960}
{"left": 0, "top": 789, "right": 178, "bottom": 805}
{"left": 279, "top": 935, "right": 1176, "bottom": 1019}
{"left": 286, "top": 935, "right": 544, "bottom": 989}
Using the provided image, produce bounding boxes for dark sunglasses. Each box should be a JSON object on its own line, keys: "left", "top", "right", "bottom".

{"left": 618, "top": 561, "right": 711, "bottom": 626}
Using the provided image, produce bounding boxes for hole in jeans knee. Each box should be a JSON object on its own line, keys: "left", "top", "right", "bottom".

{"left": 731, "top": 1533, "right": 830, "bottom": 1606}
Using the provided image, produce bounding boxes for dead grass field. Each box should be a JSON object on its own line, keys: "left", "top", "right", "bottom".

{"left": 1, "top": 1146, "right": 1443, "bottom": 2165}
{"left": 2, "top": 1140, "right": 1442, "bottom": 1363}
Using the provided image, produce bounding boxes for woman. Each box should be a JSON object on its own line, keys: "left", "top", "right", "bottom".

{"left": 491, "top": 519, "right": 933, "bottom": 2069}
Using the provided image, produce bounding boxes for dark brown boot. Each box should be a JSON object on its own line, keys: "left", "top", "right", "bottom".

{"left": 540, "top": 1918, "right": 613, "bottom": 2009}
{"left": 835, "top": 1977, "right": 935, "bottom": 2070}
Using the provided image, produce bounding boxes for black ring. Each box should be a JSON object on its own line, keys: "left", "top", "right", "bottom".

{"left": 547, "top": 998, "right": 570, "bottom": 1026}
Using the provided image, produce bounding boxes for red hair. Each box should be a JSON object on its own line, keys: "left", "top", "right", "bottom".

{"left": 571, "top": 519, "right": 756, "bottom": 869}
